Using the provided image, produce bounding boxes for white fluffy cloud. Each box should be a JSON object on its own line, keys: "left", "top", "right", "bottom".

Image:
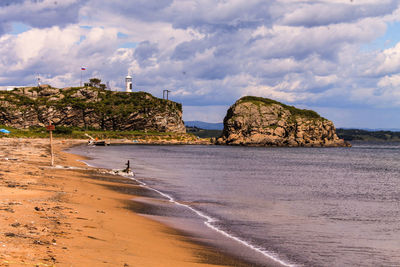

{"left": 0, "top": 25, "right": 122, "bottom": 87}
{"left": 0, "top": 0, "right": 84, "bottom": 30}
{"left": 1, "top": 0, "right": 400, "bottom": 127}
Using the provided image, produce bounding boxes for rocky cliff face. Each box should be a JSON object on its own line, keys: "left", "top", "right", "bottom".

{"left": 216, "top": 96, "right": 350, "bottom": 147}
{"left": 0, "top": 85, "right": 186, "bottom": 133}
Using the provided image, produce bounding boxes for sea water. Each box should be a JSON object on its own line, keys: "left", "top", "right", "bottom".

{"left": 68, "top": 142, "right": 400, "bottom": 267}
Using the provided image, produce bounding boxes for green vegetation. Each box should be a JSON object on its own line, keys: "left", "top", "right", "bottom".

{"left": 86, "top": 78, "right": 106, "bottom": 89}
{"left": 0, "top": 80, "right": 182, "bottom": 131}
{"left": 186, "top": 126, "right": 222, "bottom": 138}
{"left": 238, "top": 96, "right": 324, "bottom": 120}
{"left": 55, "top": 87, "right": 181, "bottom": 117}
{"left": 0, "top": 124, "right": 193, "bottom": 141}
{"left": 337, "top": 129, "right": 400, "bottom": 142}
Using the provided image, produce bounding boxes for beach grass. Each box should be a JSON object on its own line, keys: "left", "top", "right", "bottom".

{"left": 0, "top": 124, "right": 198, "bottom": 141}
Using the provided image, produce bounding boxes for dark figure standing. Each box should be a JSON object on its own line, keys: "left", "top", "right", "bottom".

{"left": 124, "top": 160, "right": 131, "bottom": 173}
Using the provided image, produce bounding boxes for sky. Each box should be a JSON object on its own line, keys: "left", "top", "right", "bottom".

{"left": 0, "top": 0, "right": 400, "bottom": 128}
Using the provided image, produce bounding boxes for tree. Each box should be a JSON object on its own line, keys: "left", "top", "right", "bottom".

{"left": 89, "top": 78, "right": 101, "bottom": 87}
{"left": 88, "top": 78, "right": 107, "bottom": 90}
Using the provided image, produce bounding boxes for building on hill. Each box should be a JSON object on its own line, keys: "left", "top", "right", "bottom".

{"left": 125, "top": 75, "right": 133, "bottom": 92}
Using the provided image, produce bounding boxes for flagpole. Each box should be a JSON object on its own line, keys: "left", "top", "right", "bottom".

{"left": 80, "top": 69, "right": 82, "bottom": 87}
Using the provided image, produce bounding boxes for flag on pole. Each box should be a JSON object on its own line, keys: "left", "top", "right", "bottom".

{"left": 80, "top": 67, "right": 86, "bottom": 87}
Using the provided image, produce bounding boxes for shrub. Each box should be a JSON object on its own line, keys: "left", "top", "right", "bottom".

{"left": 54, "top": 126, "right": 73, "bottom": 134}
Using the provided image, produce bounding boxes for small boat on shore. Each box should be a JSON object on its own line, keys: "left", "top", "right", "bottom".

{"left": 88, "top": 140, "right": 110, "bottom": 146}
{"left": 85, "top": 133, "right": 110, "bottom": 146}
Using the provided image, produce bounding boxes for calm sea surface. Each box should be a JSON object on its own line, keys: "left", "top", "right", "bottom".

{"left": 69, "top": 142, "right": 400, "bottom": 267}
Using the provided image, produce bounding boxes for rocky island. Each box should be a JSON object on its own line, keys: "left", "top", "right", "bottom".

{"left": 0, "top": 85, "right": 185, "bottom": 133}
{"left": 216, "top": 96, "right": 350, "bottom": 147}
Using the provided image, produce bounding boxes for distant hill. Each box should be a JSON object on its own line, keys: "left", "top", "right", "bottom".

{"left": 184, "top": 121, "right": 223, "bottom": 130}
{"left": 186, "top": 126, "right": 222, "bottom": 139}
{"left": 337, "top": 128, "right": 400, "bottom": 141}
{"left": 341, "top": 128, "right": 400, "bottom": 132}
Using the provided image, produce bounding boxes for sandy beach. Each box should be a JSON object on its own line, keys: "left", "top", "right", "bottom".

{"left": 0, "top": 138, "right": 252, "bottom": 267}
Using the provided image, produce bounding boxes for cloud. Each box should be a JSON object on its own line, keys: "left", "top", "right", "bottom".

{"left": 373, "top": 42, "right": 400, "bottom": 75}
{"left": 1, "top": 0, "right": 400, "bottom": 126}
{"left": 378, "top": 74, "right": 400, "bottom": 88}
{"left": 134, "top": 41, "right": 160, "bottom": 68}
{"left": 0, "top": 24, "right": 123, "bottom": 87}
{"left": 0, "top": 0, "right": 85, "bottom": 33}
{"left": 278, "top": 0, "right": 398, "bottom": 27}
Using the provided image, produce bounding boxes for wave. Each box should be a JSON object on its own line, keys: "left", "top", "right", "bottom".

{"left": 77, "top": 158, "right": 296, "bottom": 267}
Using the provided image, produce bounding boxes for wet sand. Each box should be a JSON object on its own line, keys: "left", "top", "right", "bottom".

{"left": 0, "top": 138, "right": 254, "bottom": 266}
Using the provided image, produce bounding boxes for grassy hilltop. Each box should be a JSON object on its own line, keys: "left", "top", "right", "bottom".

{"left": 0, "top": 83, "right": 186, "bottom": 135}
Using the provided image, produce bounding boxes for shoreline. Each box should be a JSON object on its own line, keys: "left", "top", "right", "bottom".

{"left": 70, "top": 143, "right": 292, "bottom": 267}
{"left": 0, "top": 138, "right": 255, "bottom": 266}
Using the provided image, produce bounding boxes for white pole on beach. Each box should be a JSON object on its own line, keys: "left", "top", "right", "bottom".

{"left": 46, "top": 121, "right": 55, "bottom": 166}
{"left": 50, "top": 129, "right": 54, "bottom": 166}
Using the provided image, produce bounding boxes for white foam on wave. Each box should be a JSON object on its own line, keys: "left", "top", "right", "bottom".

{"left": 52, "top": 165, "right": 88, "bottom": 170}
{"left": 123, "top": 173, "right": 296, "bottom": 267}
{"left": 77, "top": 159, "right": 296, "bottom": 267}
{"left": 76, "top": 159, "right": 97, "bottom": 167}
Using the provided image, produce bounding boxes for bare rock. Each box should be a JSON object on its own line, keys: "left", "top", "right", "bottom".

{"left": 216, "top": 96, "right": 351, "bottom": 147}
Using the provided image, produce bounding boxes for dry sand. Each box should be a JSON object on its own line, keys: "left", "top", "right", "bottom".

{"left": 0, "top": 138, "right": 253, "bottom": 267}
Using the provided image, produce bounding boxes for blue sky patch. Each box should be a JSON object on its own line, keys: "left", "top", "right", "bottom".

{"left": 119, "top": 42, "right": 138, "bottom": 48}
{"left": 76, "top": 35, "right": 86, "bottom": 45}
{"left": 10, "top": 22, "right": 31, "bottom": 35}
{"left": 117, "top": 32, "right": 129, "bottom": 39}
{"left": 362, "top": 21, "right": 400, "bottom": 51}
{"left": 79, "top": 25, "right": 93, "bottom": 30}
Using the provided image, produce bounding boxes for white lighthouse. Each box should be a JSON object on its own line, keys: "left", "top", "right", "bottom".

{"left": 125, "top": 75, "right": 133, "bottom": 92}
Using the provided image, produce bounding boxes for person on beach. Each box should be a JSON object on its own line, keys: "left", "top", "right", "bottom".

{"left": 124, "top": 160, "right": 131, "bottom": 173}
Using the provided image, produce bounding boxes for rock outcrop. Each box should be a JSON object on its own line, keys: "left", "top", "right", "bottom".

{"left": 216, "top": 96, "right": 350, "bottom": 147}
{"left": 0, "top": 85, "right": 186, "bottom": 133}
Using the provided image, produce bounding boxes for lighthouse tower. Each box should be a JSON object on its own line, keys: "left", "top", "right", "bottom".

{"left": 125, "top": 75, "right": 133, "bottom": 92}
